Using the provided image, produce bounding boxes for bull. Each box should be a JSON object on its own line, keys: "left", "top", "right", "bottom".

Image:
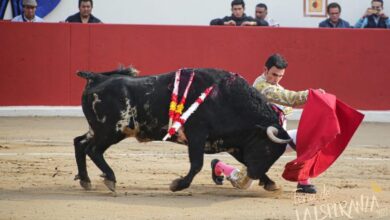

{"left": 74, "top": 67, "right": 291, "bottom": 192}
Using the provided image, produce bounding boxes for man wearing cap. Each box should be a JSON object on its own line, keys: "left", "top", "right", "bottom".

{"left": 11, "top": 0, "right": 44, "bottom": 22}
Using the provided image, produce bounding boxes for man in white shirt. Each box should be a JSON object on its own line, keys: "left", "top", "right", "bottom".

{"left": 255, "top": 3, "right": 279, "bottom": 27}
{"left": 11, "top": 0, "right": 44, "bottom": 22}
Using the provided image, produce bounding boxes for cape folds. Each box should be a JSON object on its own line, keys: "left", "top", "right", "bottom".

{"left": 282, "top": 89, "right": 364, "bottom": 181}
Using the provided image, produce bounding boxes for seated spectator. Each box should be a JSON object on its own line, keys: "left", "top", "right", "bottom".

{"left": 355, "top": 0, "right": 389, "bottom": 28}
{"left": 210, "top": 0, "right": 268, "bottom": 26}
{"left": 11, "top": 0, "right": 44, "bottom": 22}
{"left": 319, "top": 2, "right": 351, "bottom": 28}
{"left": 65, "top": 0, "right": 102, "bottom": 23}
{"left": 255, "top": 3, "right": 279, "bottom": 27}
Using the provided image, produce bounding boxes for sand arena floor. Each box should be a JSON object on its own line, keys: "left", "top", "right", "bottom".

{"left": 0, "top": 117, "right": 389, "bottom": 220}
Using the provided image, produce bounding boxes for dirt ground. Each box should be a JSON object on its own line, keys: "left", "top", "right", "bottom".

{"left": 0, "top": 117, "right": 389, "bottom": 220}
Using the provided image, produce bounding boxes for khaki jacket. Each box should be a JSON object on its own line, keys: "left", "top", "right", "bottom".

{"left": 253, "top": 74, "right": 308, "bottom": 115}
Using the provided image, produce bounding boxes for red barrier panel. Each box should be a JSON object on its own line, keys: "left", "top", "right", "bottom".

{"left": 0, "top": 22, "right": 389, "bottom": 109}
{"left": 0, "top": 23, "right": 70, "bottom": 105}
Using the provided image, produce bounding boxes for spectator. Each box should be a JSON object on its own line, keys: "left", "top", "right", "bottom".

{"left": 255, "top": 3, "right": 279, "bottom": 27}
{"left": 65, "top": 0, "right": 102, "bottom": 23}
{"left": 11, "top": 0, "right": 43, "bottom": 22}
{"left": 210, "top": 0, "right": 268, "bottom": 26}
{"left": 355, "top": 0, "right": 389, "bottom": 28}
{"left": 319, "top": 2, "right": 351, "bottom": 28}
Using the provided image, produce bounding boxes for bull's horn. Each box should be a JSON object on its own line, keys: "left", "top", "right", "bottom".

{"left": 266, "top": 126, "right": 291, "bottom": 144}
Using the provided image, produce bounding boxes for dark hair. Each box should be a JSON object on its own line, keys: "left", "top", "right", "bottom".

{"left": 372, "top": 0, "right": 383, "bottom": 6}
{"left": 327, "top": 2, "right": 341, "bottom": 13}
{"left": 265, "top": 54, "right": 288, "bottom": 70}
{"left": 79, "top": 0, "right": 93, "bottom": 7}
{"left": 256, "top": 3, "right": 268, "bottom": 10}
{"left": 231, "top": 0, "right": 245, "bottom": 8}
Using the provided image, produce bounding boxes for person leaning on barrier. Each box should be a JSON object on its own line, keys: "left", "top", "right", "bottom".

{"left": 65, "top": 0, "right": 102, "bottom": 23}
{"left": 11, "top": 0, "right": 44, "bottom": 22}
{"left": 319, "top": 2, "right": 351, "bottom": 28}
{"left": 355, "top": 0, "right": 390, "bottom": 28}
{"left": 255, "top": 3, "right": 279, "bottom": 27}
{"left": 210, "top": 0, "right": 268, "bottom": 26}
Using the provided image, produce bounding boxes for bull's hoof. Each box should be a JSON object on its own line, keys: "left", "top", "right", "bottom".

{"left": 74, "top": 174, "right": 92, "bottom": 190}
{"left": 80, "top": 180, "right": 92, "bottom": 190}
{"left": 169, "top": 178, "right": 189, "bottom": 192}
{"left": 263, "top": 181, "right": 281, "bottom": 191}
{"left": 104, "top": 179, "right": 116, "bottom": 192}
{"left": 259, "top": 179, "right": 265, "bottom": 186}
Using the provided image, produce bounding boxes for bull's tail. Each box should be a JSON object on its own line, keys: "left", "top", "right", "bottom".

{"left": 77, "top": 71, "right": 100, "bottom": 80}
{"left": 77, "top": 67, "right": 139, "bottom": 80}
{"left": 77, "top": 71, "right": 109, "bottom": 86}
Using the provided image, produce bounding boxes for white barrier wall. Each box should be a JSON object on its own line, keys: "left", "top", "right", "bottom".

{"left": 3, "top": 0, "right": 390, "bottom": 27}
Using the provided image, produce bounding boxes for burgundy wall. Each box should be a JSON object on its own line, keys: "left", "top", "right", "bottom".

{"left": 0, "top": 22, "right": 389, "bottom": 109}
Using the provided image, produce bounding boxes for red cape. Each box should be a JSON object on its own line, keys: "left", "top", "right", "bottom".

{"left": 282, "top": 89, "right": 364, "bottom": 181}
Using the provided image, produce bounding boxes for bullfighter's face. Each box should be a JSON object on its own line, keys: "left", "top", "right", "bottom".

{"left": 231, "top": 5, "right": 245, "bottom": 18}
{"left": 79, "top": 1, "right": 92, "bottom": 18}
{"left": 264, "top": 66, "right": 285, "bottom": 85}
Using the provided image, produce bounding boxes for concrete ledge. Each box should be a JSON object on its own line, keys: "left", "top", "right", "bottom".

{"left": 0, "top": 106, "right": 83, "bottom": 117}
{"left": 0, "top": 106, "right": 390, "bottom": 123}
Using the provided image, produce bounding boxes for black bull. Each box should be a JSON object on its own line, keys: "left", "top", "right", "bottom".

{"left": 74, "top": 68, "right": 291, "bottom": 192}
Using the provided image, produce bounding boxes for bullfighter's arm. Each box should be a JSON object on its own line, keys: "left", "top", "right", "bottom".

{"left": 255, "top": 84, "right": 308, "bottom": 107}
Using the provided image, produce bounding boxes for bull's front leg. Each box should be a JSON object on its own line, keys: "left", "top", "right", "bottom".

{"left": 170, "top": 128, "right": 207, "bottom": 192}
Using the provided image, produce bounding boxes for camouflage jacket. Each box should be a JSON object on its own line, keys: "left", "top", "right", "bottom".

{"left": 253, "top": 74, "right": 308, "bottom": 115}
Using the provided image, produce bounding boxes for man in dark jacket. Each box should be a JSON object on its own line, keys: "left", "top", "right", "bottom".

{"left": 210, "top": 0, "right": 268, "bottom": 26}
{"left": 319, "top": 2, "right": 351, "bottom": 28}
{"left": 355, "top": 0, "right": 389, "bottom": 28}
{"left": 65, "top": 0, "right": 101, "bottom": 23}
